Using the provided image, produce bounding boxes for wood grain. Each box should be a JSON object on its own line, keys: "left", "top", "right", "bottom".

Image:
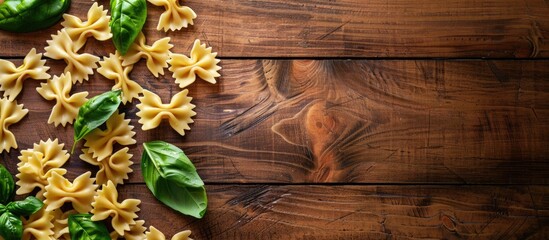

{"left": 1, "top": 59, "right": 548, "bottom": 184}
{"left": 117, "top": 184, "right": 549, "bottom": 239}
{"left": 0, "top": 0, "right": 548, "bottom": 58}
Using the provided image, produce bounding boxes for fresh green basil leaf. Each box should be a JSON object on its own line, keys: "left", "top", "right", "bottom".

{"left": 0, "top": 0, "right": 71, "bottom": 32}
{"left": 109, "top": 0, "right": 147, "bottom": 55}
{"left": 73, "top": 89, "right": 122, "bottom": 152}
{"left": 68, "top": 214, "right": 111, "bottom": 240}
{"left": 0, "top": 204, "right": 5, "bottom": 215}
{"left": 142, "top": 141, "right": 207, "bottom": 218}
{"left": 0, "top": 164, "right": 14, "bottom": 205}
{"left": 6, "top": 196, "right": 43, "bottom": 217}
{"left": 0, "top": 212, "right": 22, "bottom": 240}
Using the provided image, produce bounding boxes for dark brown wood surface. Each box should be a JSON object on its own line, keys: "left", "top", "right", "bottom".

{"left": 1, "top": 0, "right": 549, "bottom": 239}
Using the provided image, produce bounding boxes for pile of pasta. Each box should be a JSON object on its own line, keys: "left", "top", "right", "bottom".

{"left": 0, "top": 1, "right": 221, "bottom": 239}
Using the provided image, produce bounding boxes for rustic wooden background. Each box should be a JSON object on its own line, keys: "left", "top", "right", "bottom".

{"left": 1, "top": 0, "right": 549, "bottom": 239}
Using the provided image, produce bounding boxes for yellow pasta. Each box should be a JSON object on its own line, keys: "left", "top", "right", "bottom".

{"left": 148, "top": 0, "right": 196, "bottom": 31}
{"left": 83, "top": 111, "right": 136, "bottom": 160}
{"left": 97, "top": 52, "right": 143, "bottom": 104}
{"left": 168, "top": 39, "right": 221, "bottom": 89}
{"left": 136, "top": 89, "right": 196, "bottom": 136}
{"left": 91, "top": 181, "right": 141, "bottom": 236}
{"left": 36, "top": 72, "right": 89, "bottom": 127}
{"left": 122, "top": 32, "right": 173, "bottom": 77}
{"left": 16, "top": 138, "right": 69, "bottom": 198}
{"left": 44, "top": 29, "right": 100, "bottom": 84}
{"left": 80, "top": 147, "right": 134, "bottom": 186}
{"left": 61, "top": 2, "right": 112, "bottom": 50}
{"left": 110, "top": 219, "right": 146, "bottom": 240}
{"left": 146, "top": 226, "right": 193, "bottom": 240}
{"left": 44, "top": 171, "right": 98, "bottom": 213}
{"left": 22, "top": 206, "right": 55, "bottom": 240}
{"left": 0, "top": 48, "right": 50, "bottom": 101}
{"left": 52, "top": 209, "right": 77, "bottom": 240}
{"left": 0, "top": 98, "right": 28, "bottom": 153}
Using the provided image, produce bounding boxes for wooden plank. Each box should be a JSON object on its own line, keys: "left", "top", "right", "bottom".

{"left": 1, "top": 0, "right": 548, "bottom": 58}
{"left": 117, "top": 184, "right": 549, "bottom": 239}
{"left": 1, "top": 59, "right": 548, "bottom": 184}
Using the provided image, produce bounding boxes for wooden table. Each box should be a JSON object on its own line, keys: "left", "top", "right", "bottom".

{"left": 2, "top": 0, "right": 549, "bottom": 239}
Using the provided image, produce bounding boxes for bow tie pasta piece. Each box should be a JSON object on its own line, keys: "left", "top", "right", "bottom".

{"left": 110, "top": 219, "right": 146, "bottom": 240}
{"left": 168, "top": 39, "right": 221, "bottom": 89}
{"left": 44, "top": 29, "right": 100, "bottom": 84}
{"left": 91, "top": 181, "right": 141, "bottom": 236}
{"left": 52, "top": 209, "right": 77, "bottom": 240}
{"left": 22, "top": 206, "right": 55, "bottom": 240}
{"left": 148, "top": 0, "right": 196, "bottom": 31}
{"left": 44, "top": 171, "right": 98, "bottom": 213}
{"left": 83, "top": 111, "right": 137, "bottom": 160}
{"left": 36, "top": 72, "right": 89, "bottom": 127}
{"left": 16, "top": 139, "right": 70, "bottom": 198}
{"left": 136, "top": 89, "right": 196, "bottom": 136}
{"left": 98, "top": 53, "right": 143, "bottom": 104}
{"left": 0, "top": 98, "right": 28, "bottom": 153}
{"left": 0, "top": 48, "right": 50, "bottom": 101}
{"left": 61, "top": 2, "right": 112, "bottom": 51}
{"left": 80, "top": 147, "right": 134, "bottom": 186}
{"left": 146, "top": 226, "right": 193, "bottom": 240}
{"left": 121, "top": 32, "right": 173, "bottom": 77}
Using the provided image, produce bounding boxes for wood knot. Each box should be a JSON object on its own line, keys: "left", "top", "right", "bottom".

{"left": 441, "top": 215, "right": 457, "bottom": 231}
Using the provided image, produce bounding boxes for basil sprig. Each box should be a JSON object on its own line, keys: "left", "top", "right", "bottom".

{"left": 142, "top": 141, "right": 207, "bottom": 218}
{"left": 68, "top": 214, "right": 111, "bottom": 240}
{"left": 0, "top": 0, "right": 71, "bottom": 32}
{"left": 110, "top": 0, "right": 147, "bottom": 55}
{"left": 73, "top": 89, "right": 122, "bottom": 153}
{"left": 0, "top": 165, "right": 43, "bottom": 240}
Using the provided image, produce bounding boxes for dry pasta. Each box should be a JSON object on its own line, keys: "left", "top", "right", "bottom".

{"left": 110, "top": 219, "right": 146, "bottom": 240}
{"left": 168, "top": 39, "right": 221, "bottom": 89}
{"left": 36, "top": 72, "right": 89, "bottom": 127}
{"left": 97, "top": 52, "right": 143, "bottom": 104}
{"left": 80, "top": 147, "right": 134, "bottom": 186}
{"left": 22, "top": 206, "right": 55, "bottom": 240}
{"left": 148, "top": 0, "right": 196, "bottom": 31}
{"left": 52, "top": 209, "right": 77, "bottom": 240}
{"left": 121, "top": 32, "right": 173, "bottom": 77}
{"left": 146, "top": 226, "right": 193, "bottom": 240}
{"left": 61, "top": 2, "right": 112, "bottom": 50}
{"left": 0, "top": 98, "right": 28, "bottom": 153}
{"left": 83, "top": 111, "right": 136, "bottom": 160}
{"left": 44, "top": 171, "right": 98, "bottom": 213}
{"left": 16, "top": 138, "right": 69, "bottom": 198}
{"left": 91, "top": 181, "right": 141, "bottom": 236}
{"left": 0, "top": 48, "right": 50, "bottom": 101}
{"left": 136, "top": 89, "right": 196, "bottom": 136}
{"left": 44, "top": 29, "right": 100, "bottom": 84}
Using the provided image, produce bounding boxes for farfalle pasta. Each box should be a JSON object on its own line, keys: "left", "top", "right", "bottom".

{"left": 44, "top": 29, "right": 100, "bottom": 83}
{"left": 122, "top": 32, "right": 173, "bottom": 77}
{"left": 52, "top": 209, "right": 77, "bottom": 240}
{"left": 0, "top": 48, "right": 50, "bottom": 101}
{"left": 61, "top": 2, "right": 112, "bottom": 50}
{"left": 91, "top": 181, "right": 141, "bottom": 236}
{"left": 22, "top": 207, "right": 55, "bottom": 240}
{"left": 136, "top": 89, "right": 196, "bottom": 136}
{"left": 80, "top": 147, "right": 134, "bottom": 186}
{"left": 146, "top": 226, "right": 193, "bottom": 240}
{"left": 168, "top": 39, "right": 221, "bottom": 89}
{"left": 0, "top": 98, "right": 28, "bottom": 153}
{"left": 83, "top": 111, "right": 136, "bottom": 160}
{"left": 148, "top": 0, "right": 196, "bottom": 31}
{"left": 98, "top": 52, "right": 143, "bottom": 104}
{"left": 110, "top": 219, "right": 146, "bottom": 240}
{"left": 16, "top": 139, "right": 69, "bottom": 198}
{"left": 44, "top": 171, "right": 98, "bottom": 213}
{"left": 36, "top": 72, "right": 89, "bottom": 127}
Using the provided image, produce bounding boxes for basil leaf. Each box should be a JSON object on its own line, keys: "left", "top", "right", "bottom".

{"left": 0, "top": 164, "right": 14, "bottom": 205}
{"left": 6, "top": 196, "right": 43, "bottom": 217}
{"left": 73, "top": 89, "right": 122, "bottom": 152}
{"left": 110, "top": 0, "right": 147, "bottom": 55}
{"left": 68, "top": 214, "right": 111, "bottom": 240}
{"left": 0, "top": 0, "right": 71, "bottom": 32}
{"left": 0, "top": 212, "right": 22, "bottom": 240}
{"left": 0, "top": 204, "right": 5, "bottom": 215}
{"left": 142, "top": 141, "right": 207, "bottom": 218}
